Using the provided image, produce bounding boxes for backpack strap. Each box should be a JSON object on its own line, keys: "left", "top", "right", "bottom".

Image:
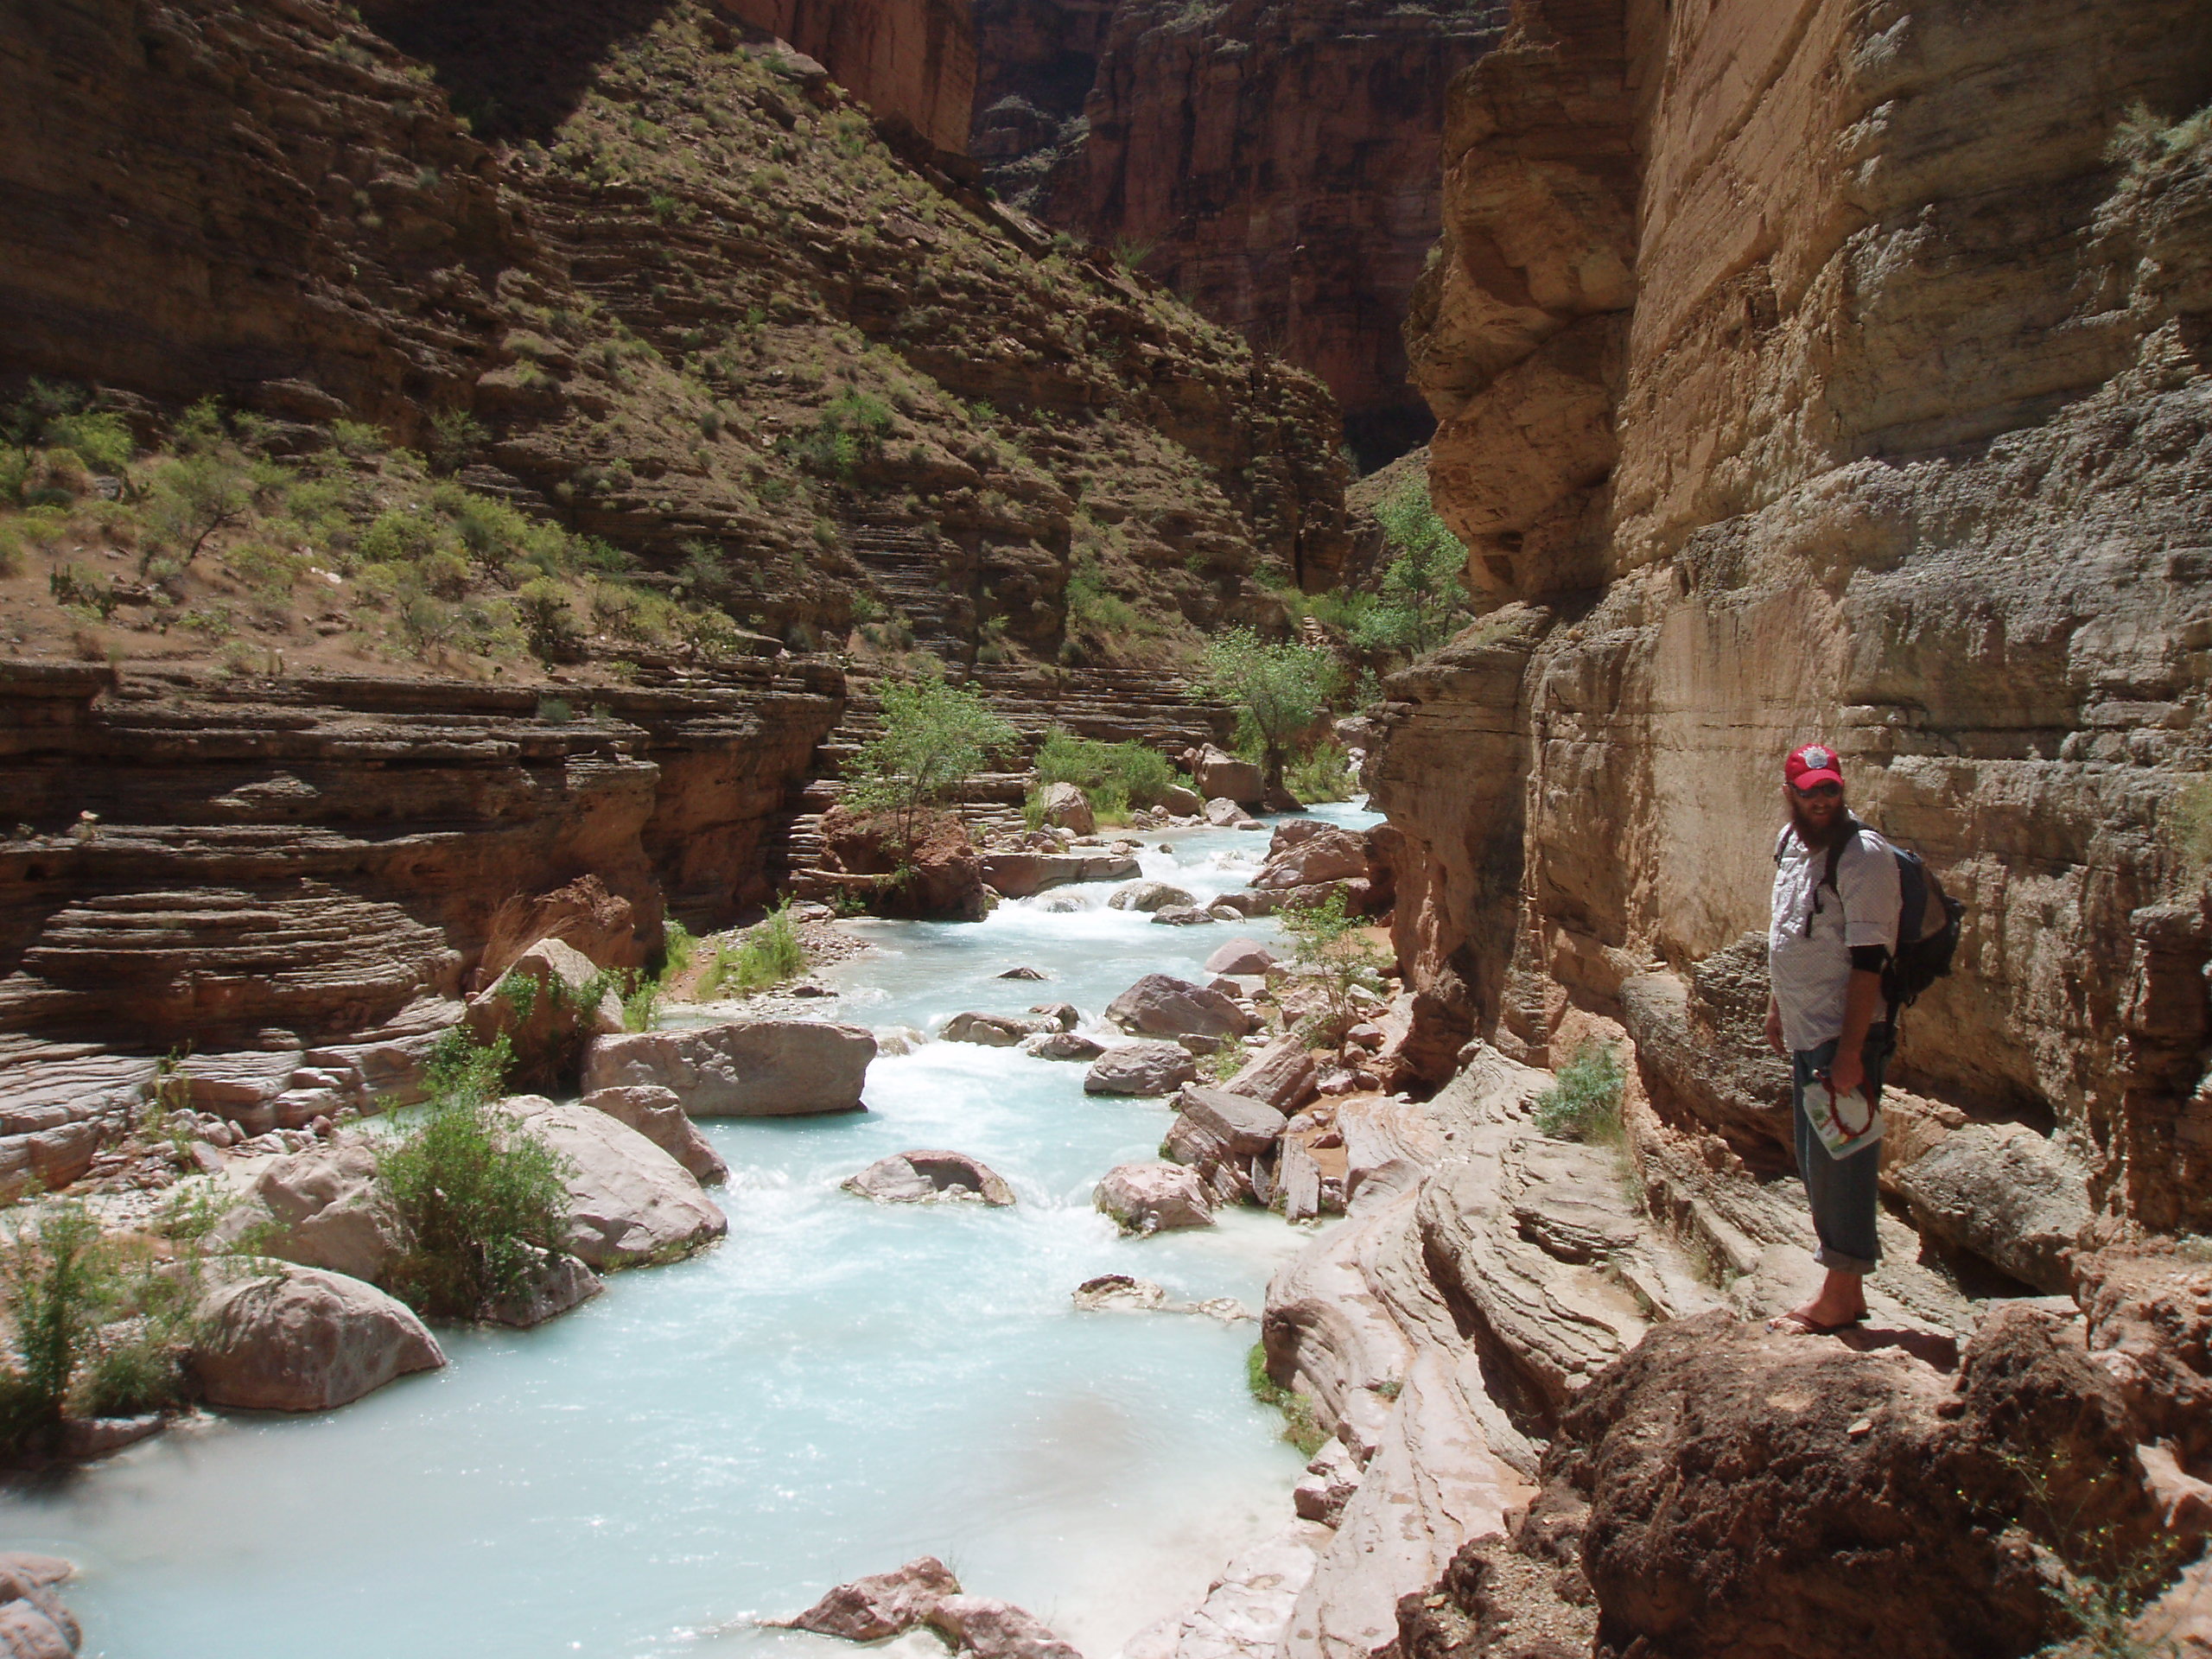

{"left": 1802, "top": 816, "right": 1861, "bottom": 938}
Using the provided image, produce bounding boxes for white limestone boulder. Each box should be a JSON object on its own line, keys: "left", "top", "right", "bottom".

{"left": 582, "top": 1020, "right": 875, "bottom": 1116}
{"left": 493, "top": 1096, "right": 727, "bottom": 1268}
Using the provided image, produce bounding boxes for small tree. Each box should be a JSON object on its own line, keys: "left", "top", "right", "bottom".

{"left": 1276, "top": 889, "right": 1389, "bottom": 1031}
{"left": 1198, "top": 628, "right": 1338, "bottom": 791}
{"left": 376, "top": 1032, "right": 575, "bottom": 1321}
{"left": 1354, "top": 475, "right": 1471, "bottom": 658}
{"left": 844, "top": 676, "right": 1020, "bottom": 849}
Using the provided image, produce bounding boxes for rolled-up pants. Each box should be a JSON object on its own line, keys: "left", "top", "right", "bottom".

{"left": 1789, "top": 1024, "right": 1894, "bottom": 1275}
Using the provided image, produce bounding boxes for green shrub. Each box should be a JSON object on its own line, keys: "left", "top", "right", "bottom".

{"left": 702, "top": 902, "right": 807, "bottom": 995}
{"left": 1277, "top": 889, "right": 1389, "bottom": 1027}
{"left": 1531, "top": 1039, "right": 1626, "bottom": 1142}
{"left": 1285, "top": 739, "right": 1357, "bottom": 804}
{"left": 780, "top": 387, "right": 893, "bottom": 478}
{"left": 1246, "top": 1341, "right": 1328, "bottom": 1458}
{"left": 1032, "top": 730, "right": 1185, "bottom": 810}
{"left": 377, "top": 1033, "right": 574, "bottom": 1320}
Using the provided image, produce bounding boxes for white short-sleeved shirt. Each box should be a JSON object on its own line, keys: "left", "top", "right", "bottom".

{"left": 1768, "top": 821, "right": 1901, "bottom": 1052}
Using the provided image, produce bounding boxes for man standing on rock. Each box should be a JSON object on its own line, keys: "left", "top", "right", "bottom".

{"left": 1764, "top": 741, "right": 1899, "bottom": 1334}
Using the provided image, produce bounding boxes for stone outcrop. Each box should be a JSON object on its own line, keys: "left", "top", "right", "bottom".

{"left": 462, "top": 938, "right": 626, "bottom": 1090}
{"left": 216, "top": 1136, "right": 404, "bottom": 1282}
{"left": 1379, "top": 0, "right": 2212, "bottom": 1238}
{"left": 815, "top": 808, "right": 991, "bottom": 923}
{"left": 0, "top": 662, "right": 839, "bottom": 1058}
{"left": 582, "top": 1020, "right": 876, "bottom": 1116}
{"left": 1891, "top": 1122, "right": 2094, "bottom": 1293}
{"left": 972, "top": 0, "right": 1505, "bottom": 465}
{"left": 1084, "top": 1041, "right": 1198, "bottom": 1096}
{"left": 1106, "top": 974, "right": 1253, "bottom": 1039}
{"left": 190, "top": 1262, "right": 445, "bottom": 1411}
{"left": 493, "top": 1096, "right": 728, "bottom": 1268}
{"left": 0, "top": 1556, "right": 80, "bottom": 1659}
{"left": 1094, "top": 1161, "right": 1214, "bottom": 1232}
{"left": 785, "top": 1556, "right": 964, "bottom": 1642}
{"left": 580, "top": 1084, "right": 729, "bottom": 1186}
{"left": 980, "top": 850, "right": 1139, "bottom": 897}
{"left": 842, "top": 1150, "right": 1016, "bottom": 1205}
{"left": 1461, "top": 1305, "right": 2172, "bottom": 1659}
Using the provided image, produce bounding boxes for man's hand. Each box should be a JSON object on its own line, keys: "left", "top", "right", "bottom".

{"left": 1764, "top": 999, "right": 1785, "bottom": 1056}
{"left": 1827, "top": 1046, "right": 1865, "bottom": 1098}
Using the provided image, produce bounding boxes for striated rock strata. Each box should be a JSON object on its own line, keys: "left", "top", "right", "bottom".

{"left": 0, "top": 658, "right": 838, "bottom": 1058}
{"left": 1379, "top": 0, "right": 2212, "bottom": 1235}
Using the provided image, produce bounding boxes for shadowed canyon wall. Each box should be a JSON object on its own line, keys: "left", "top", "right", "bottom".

{"left": 973, "top": 0, "right": 1504, "bottom": 468}
{"left": 1376, "top": 0, "right": 2212, "bottom": 1231}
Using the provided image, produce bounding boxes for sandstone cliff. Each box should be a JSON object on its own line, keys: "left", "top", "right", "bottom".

{"left": 0, "top": 656, "right": 841, "bottom": 1054}
{"left": 973, "top": 0, "right": 1503, "bottom": 468}
{"left": 1379, "top": 0, "right": 2212, "bottom": 1236}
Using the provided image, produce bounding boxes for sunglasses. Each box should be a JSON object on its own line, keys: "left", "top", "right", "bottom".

{"left": 1791, "top": 781, "right": 1843, "bottom": 799}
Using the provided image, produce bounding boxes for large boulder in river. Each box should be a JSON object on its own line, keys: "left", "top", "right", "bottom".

{"left": 215, "top": 1136, "right": 403, "bottom": 1282}
{"left": 842, "top": 1150, "right": 1015, "bottom": 1206}
{"left": 1034, "top": 782, "right": 1095, "bottom": 836}
{"left": 1095, "top": 1163, "right": 1215, "bottom": 1234}
{"left": 980, "top": 851, "right": 1140, "bottom": 898}
{"left": 1204, "top": 798, "right": 1259, "bottom": 829}
{"left": 462, "top": 937, "right": 626, "bottom": 1088}
{"left": 580, "top": 1084, "right": 728, "bottom": 1185}
{"left": 1109, "top": 880, "right": 1196, "bottom": 913}
{"left": 582, "top": 1020, "right": 875, "bottom": 1116}
{"left": 1106, "top": 973, "right": 1254, "bottom": 1039}
{"left": 1084, "top": 1042, "right": 1199, "bottom": 1096}
{"left": 1023, "top": 1030, "right": 1105, "bottom": 1062}
{"left": 191, "top": 1263, "right": 444, "bottom": 1411}
{"left": 1205, "top": 938, "right": 1279, "bottom": 976}
{"left": 1253, "top": 826, "right": 1370, "bottom": 891}
{"left": 926, "top": 1595, "right": 1084, "bottom": 1659}
{"left": 493, "top": 1096, "right": 727, "bottom": 1269}
{"left": 941, "top": 1012, "right": 1052, "bottom": 1046}
{"left": 785, "top": 1556, "right": 963, "bottom": 1641}
{"left": 0, "top": 1554, "right": 79, "bottom": 1659}
{"left": 1192, "top": 745, "right": 1264, "bottom": 806}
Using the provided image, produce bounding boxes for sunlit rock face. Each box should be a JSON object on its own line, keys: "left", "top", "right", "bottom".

{"left": 1383, "top": 0, "right": 2212, "bottom": 1231}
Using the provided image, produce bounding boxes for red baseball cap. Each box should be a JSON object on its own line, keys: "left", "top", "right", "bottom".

{"left": 1785, "top": 742, "right": 1844, "bottom": 789}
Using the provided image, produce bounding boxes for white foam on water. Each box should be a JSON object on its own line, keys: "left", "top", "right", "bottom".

{"left": 0, "top": 815, "right": 1382, "bottom": 1659}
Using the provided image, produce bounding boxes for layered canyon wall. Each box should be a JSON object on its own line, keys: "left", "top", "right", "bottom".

{"left": 1378, "top": 0, "right": 2212, "bottom": 1232}
{"left": 973, "top": 0, "right": 1503, "bottom": 468}
{"left": 0, "top": 0, "right": 1344, "bottom": 658}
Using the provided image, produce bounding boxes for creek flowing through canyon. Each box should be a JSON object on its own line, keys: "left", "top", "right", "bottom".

{"left": 0, "top": 805, "right": 1382, "bottom": 1659}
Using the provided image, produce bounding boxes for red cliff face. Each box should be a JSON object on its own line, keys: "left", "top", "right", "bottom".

{"left": 715, "top": 0, "right": 976, "bottom": 155}
{"left": 974, "top": 0, "right": 1504, "bottom": 467}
